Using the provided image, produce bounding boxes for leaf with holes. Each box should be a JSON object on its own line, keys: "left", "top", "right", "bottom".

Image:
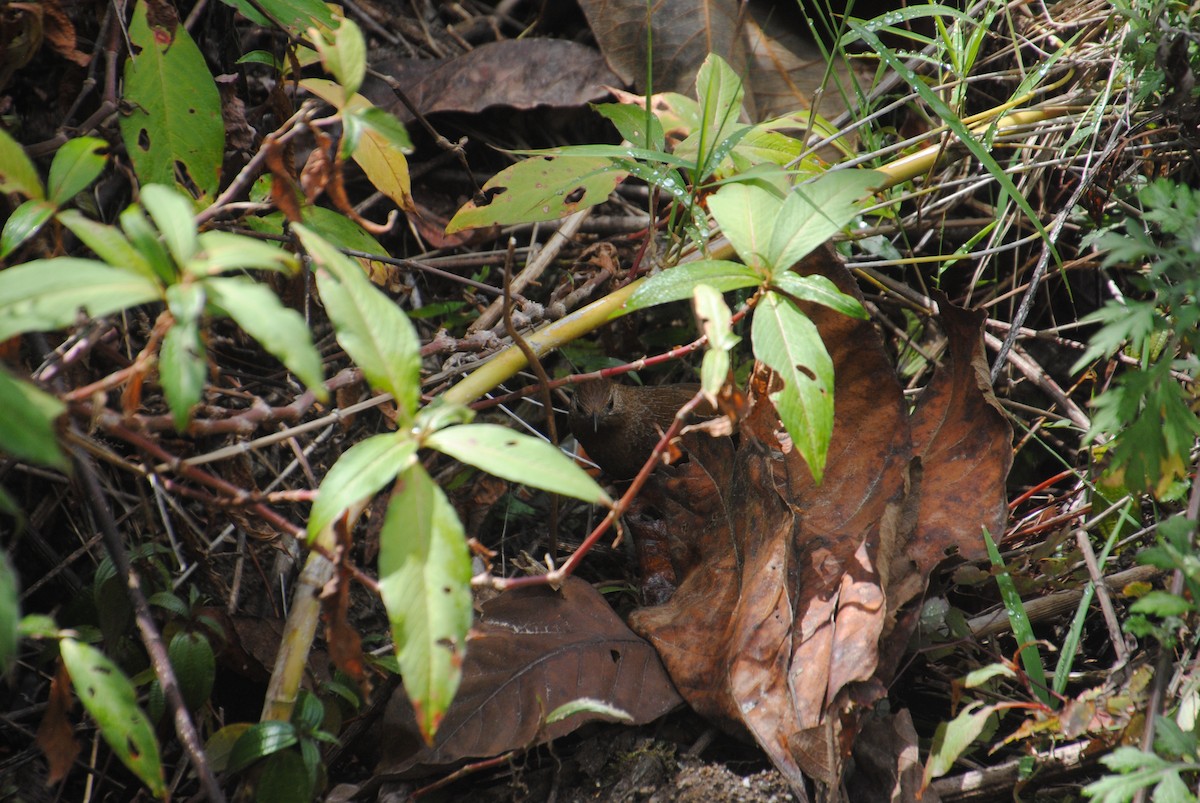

{"left": 446, "top": 155, "right": 628, "bottom": 233}
{"left": 59, "top": 638, "right": 165, "bottom": 797}
{"left": 119, "top": 0, "right": 223, "bottom": 199}
{"left": 751, "top": 290, "right": 834, "bottom": 483}
{"left": 379, "top": 463, "right": 473, "bottom": 743}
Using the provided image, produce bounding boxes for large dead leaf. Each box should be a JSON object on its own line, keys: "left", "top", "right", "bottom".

{"left": 576, "top": 0, "right": 747, "bottom": 102}
{"left": 369, "top": 40, "right": 620, "bottom": 121}
{"left": 374, "top": 577, "right": 682, "bottom": 778}
{"left": 627, "top": 246, "right": 1012, "bottom": 797}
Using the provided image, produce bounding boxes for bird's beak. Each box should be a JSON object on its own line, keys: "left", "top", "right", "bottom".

{"left": 592, "top": 412, "right": 599, "bottom": 432}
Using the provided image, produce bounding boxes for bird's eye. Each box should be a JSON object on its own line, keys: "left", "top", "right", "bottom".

{"left": 604, "top": 399, "right": 615, "bottom": 413}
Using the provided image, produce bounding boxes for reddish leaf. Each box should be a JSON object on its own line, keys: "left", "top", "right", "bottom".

{"left": 373, "top": 577, "right": 682, "bottom": 778}
{"left": 35, "top": 660, "right": 79, "bottom": 785}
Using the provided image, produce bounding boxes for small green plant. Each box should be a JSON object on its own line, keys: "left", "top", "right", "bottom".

{"left": 1074, "top": 178, "right": 1200, "bottom": 497}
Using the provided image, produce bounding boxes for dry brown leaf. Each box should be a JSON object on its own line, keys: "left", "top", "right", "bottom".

{"left": 370, "top": 40, "right": 621, "bottom": 121}
{"left": 577, "top": 0, "right": 748, "bottom": 108}
{"left": 374, "top": 577, "right": 682, "bottom": 778}
{"left": 35, "top": 660, "right": 79, "bottom": 785}
{"left": 627, "top": 246, "right": 1011, "bottom": 796}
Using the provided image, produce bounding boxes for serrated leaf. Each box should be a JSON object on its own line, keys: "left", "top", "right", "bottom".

{"left": 204, "top": 276, "right": 324, "bottom": 396}
{"left": 1131, "top": 590, "right": 1194, "bottom": 618}
{"left": 119, "top": 0, "right": 223, "bottom": 199}
{"left": 140, "top": 185, "right": 198, "bottom": 265}
{"left": 0, "top": 199, "right": 55, "bottom": 259}
{"left": 0, "top": 365, "right": 67, "bottom": 470}
{"left": 57, "top": 211, "right": 156, "bottom": 282}
{"left": 296, "top": 225, "right": 420, "bottom": 419}
{"left": 625, "top": 260, "right": 761, "bottom": 312}
{"left": 59, "top": 638, "right": 165, "bottom": 797}
{"left": 751, "top": 291, "right": 835, "bottom": 483}
{"left": 770, "top": 272, "right": 867, "bottom": 319}
{"left": 47, "top": 137, "right": 108, "bottom": 206}
{"left": 0, "top": 259, "right": 161, "bottom": 342}
{"left": 378, "top": 464, "right": 472, "bottom": 744}
{"left": 227, "top": 720, "right": 298, "bottom": 773}
{"left": 307, "top": 433, "right": 416, "bottom": 541}
{"left": 168, "top": 631, "right": 215, "bottom": 711}
{"left": 425, "top": 424, "right": 610, "bottom": 505}
{"left": 922, "top": 701, "right": 994, "bottom": 785}
{"left": 0, "top": 126, "right": 44, "bottom": 199}
{"left": 446, "top": 154, "right": 627, "bottom": 233}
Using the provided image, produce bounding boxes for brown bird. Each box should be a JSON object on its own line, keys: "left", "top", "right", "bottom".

{"left": 569, "top": 378, "right": 711, "bottom": 479}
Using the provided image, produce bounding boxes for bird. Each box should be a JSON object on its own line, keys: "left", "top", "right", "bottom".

{"left": 568, "top": 378, "right": 712, "bottom": 479}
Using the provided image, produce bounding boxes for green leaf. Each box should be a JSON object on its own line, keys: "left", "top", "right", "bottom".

{"left": 47, "top": 137, "right": 108, "bottom": 206}
{"left": 0, "top": 365, "right": 68, "bottom": 470}
{"left": 0, "top": 126, "right": 44, "bottom": 199}
{"left": 296, "top": 225, "right": 420, "bottom": 420}
{"left": 690, "top": 53, "right": 746, "bottom": 175}
{"left": 227, "top": 720, "right": 299, "bottom": 773}
{"left": 0, "top": 552, "right": 18, "bottom": 673}
{"left": 593, "top": 103, "right": 665, "bottom": 151}
{"left": 190, "top": 231, "right": 299, "bottom": 276}
{"left": 161, "top": 285, "right": 207, "bottom": 430}
{"left": 59, "top": 638, "right": 165, "bottom": 797}
{"left": 770, "top": 272, "right": 867, "bottom": 319}
{"left": 446, "top": 155, "right": 628, "bottom": 233}
{"left": 307, "top": 433, "right": 417, "bottom": 541}
{"left": 706, "top": 183, "right": 784, "bottom": 271}
{"left": 694, "top": 284, "right": 739, "bottom": 400}
{"left": 204, "top": 722, "right": 253, "bottom": 773}
{"left": 983, "top": 527, "right": 1052, "bottom": 706}
{"left": 624, "top": 260, "right": 761, "bottom": 311}
{"left": 216, "top": 0, "right": 336, "bottom": 35}
{"left": 120, "top": 205, "right": 176, "bottom": 284}
{"left": 318, "top": 18, "right": 366, "bottom": 98}
{"left": 57, "top": 211, "right": 156, "bottom": 282}
{"left": 751, "top": 291, "right": 835, "bottom": 483}
{"left": 767, "top": 171, "right": 881, "bottom": 271}
{"left": 257, "top": 749, "right": 313, "bottom": 803}
{"left": 1131, "top": 590, "right": 1194, "bottom": 618}
{"left": 378, "top": 464, "right": 472, "bottom": 744}
{"left": 140, "top": 185, "right": 198, "bottom": 266}
{"left": 922, "top": 701, "right": 994, "bottom": 785}
{"left": 119, "top": 0, "right": 223, "bottom": 199}
{"left": 0, "top": 199, "right": 55, "bottom": 260}
{"left": 962, "top": 662, "right": 1017, "bottom": 688}
{"left": 204, "top": 276, "right": 325, "bottom": 396}
{"left": 168, "top": 631, "right": 215, "bottom": 712}
{"left": 426, "top": 424, "right": 610, "bottom": 505}
{"left": 0, "top": 259, "right": 161, "bottom": 342}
